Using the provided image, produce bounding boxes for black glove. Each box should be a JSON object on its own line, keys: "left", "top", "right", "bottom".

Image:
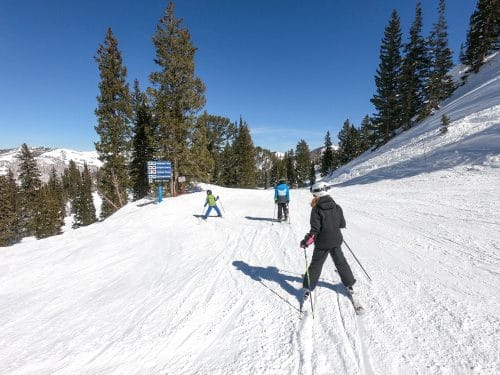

{"left": 300, "top": 233, "right": 315, "bottom": 249}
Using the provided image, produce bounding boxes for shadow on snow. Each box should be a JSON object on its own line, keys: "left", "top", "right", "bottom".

{"left": 232, "top": 260, "right": 348, "bottom": 312}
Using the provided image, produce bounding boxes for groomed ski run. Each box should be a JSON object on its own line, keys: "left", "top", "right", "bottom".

{"left": 0, "top": 54, "right": 499, "bottom": 375}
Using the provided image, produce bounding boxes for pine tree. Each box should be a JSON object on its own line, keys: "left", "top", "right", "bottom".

{"left": 63, "top": 160, "right": 81, "bottom": 211}
{"left": 371, "top": 10, "right": 404, "bottom": 144}
{"left": 34, "top": 183, "right": 64, "bottom": 239}
{"left": 130, "top": 80, "right": 155, "bottom": 200}
{"left": 423, "top": 0, "right": 455, "bottom": 117}
{"left": 295, "top": 139, "right": 311, "bottom": 187}
{"left": 440, "top": 114, "right": 450, "bottom": 133}
{"left": 255, "top": 147, "right": 274, "bottom": 189}
{"left": 320, "top": 131, "right": 334, "bottom": 176}
{"left": 459, "top": 43, "right": 466, "bottom": 65}
{"left": 233, "top": 119, "right": 257, "bottom": 188}
{"left": 149, "top": 1, "right": 206, "bottom": 195}
{"left": 338, "top": 119, "right": 364, "bottom": 164}
{"left": 400, "top": 1, "right": 429, "bottom": 128}
{"left": 270, "top": 153, "right": 286, "bottom": 187}
{"left": 0, "top": 170, "right": 21, "bottom": 246}
{"left": 94, "top": 28, "right": 132, "bottom": 218}
{"left": 464, "top": 0, "right": 500, "bottom": 72}
{"left": 284, "top": 149, "right": 297, "bottom": 186}
{"left": 48, "top": 166, "right": 66, "bottom": 220}
{"left": 197, "top": 112, "right": 236, "bottom": 185}
{"left": 17, "top": 143, "right": 42, "bottom": 237}
{"left": 73, "top": 164, "right": 97, "bottom": 228}
{"left": 189, "top": 118, "right": 214, "bottom": 182}
{"left": 220, "top": 142, "right": 237, "bottom": 186}
{"left": 359, "top": 115, "right": 375, "bottom": 152}
{"left": 309, "top": 162, "right": 316, "bottom": 185}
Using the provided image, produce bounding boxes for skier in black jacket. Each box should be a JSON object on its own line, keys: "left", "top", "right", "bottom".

{"left": 300, "top": 181, "right": 356, "bottom": 302}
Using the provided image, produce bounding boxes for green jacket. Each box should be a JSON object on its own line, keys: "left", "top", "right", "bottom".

{"left": 206, "top": 194, "right": 218, "bottom": 207}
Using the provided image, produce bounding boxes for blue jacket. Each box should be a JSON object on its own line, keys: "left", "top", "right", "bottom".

{"left": 274, "top": 183, "right": 290, "bottom": 204}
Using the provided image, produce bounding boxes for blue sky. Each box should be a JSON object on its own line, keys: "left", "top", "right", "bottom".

{"left": 0, "top": 0, "right": 476, "bottom": 152}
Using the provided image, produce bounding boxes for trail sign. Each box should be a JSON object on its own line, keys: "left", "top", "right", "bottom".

{"left": 147, "top": 161, "right": 172, "bottom": 184}
{"left": 147, "top": 161, "right": 172, "bottom": 203}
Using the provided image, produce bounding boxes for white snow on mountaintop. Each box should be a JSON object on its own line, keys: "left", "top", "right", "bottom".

{"left": 0, "top": 55, "right": 499, "bottom": 375}
{"left": 40, "top": 148, "right": 101, "bottom": 167}
{"left": 0, "top": 147, "right": 101, "bottom": 181}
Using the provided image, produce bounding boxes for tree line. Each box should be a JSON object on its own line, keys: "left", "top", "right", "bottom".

{"left": 0, "top": 144, "right": 97, "bottom": 246}
{"left": 317, "top": 0, "right": 499, "bottom": 176}
{"left": 1, "top": 0, "right": 497, "bottom": 246}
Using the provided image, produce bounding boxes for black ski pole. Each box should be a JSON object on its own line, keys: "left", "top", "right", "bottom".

{"left": 303, "top": 248, "right": 315, "bottom": 318}
{"left": 343, "top": 240, "right": 372, "bottom": 282}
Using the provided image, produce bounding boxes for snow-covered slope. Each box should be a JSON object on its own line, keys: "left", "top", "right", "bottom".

{"left": 0, "top": 147, "right": 101, "bottom": 181}
{"left": 328, "top": 52, "right": 500, "bottom": 186}
{"left": 0, "top": 56, "right": 499, "bottom": 374}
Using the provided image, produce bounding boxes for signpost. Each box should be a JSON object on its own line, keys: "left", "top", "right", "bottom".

{"left": 147, "top": 161, "right": 172, "bottom": 203}
{"left": 178, "top": 175, "right": 186, "bottom": 194}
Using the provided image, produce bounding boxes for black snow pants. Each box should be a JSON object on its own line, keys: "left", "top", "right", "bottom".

{"left": 277, "top": 202, "right": 288, "bottom": 220}
{"left": 303, "top": 246, "right": 356, "bottom": 291}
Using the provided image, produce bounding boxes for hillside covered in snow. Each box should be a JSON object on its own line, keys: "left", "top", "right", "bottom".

{"left": 0, "top": 55, "right": 499, "bottom": 374}
{"left": 0, "top": 147, "right": 101, "bottom": 182}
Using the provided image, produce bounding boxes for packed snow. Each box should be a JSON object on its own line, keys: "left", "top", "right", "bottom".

{"left": 0, "top": 55, "right": 499, "bottom": 374}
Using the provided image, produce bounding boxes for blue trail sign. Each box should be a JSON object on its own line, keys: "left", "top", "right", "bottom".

{"left": 147, "top": 161, "right": 172, "bottom": 203}
{"left": 147, "top": 161, "right": 172, "bottom": 183}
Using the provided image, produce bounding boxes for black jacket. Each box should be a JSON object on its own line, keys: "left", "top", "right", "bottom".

{"left": 309, "top": 195, "right": 346, "bottom": 249}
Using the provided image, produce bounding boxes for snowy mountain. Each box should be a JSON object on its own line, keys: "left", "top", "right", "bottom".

{"left": 0, "top": 147, "right": 101, "bottom": 181}
{"left": 0, "top": 55, "right": 498, "bottom": 374}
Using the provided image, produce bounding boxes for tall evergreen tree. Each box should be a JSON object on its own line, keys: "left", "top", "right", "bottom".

{"left": 94, "top": 28, "right": 132, "bottom": 218}
{"left": 337, "top": 119, "right": 361, "bottom": 164}
{"left": 459, "top": 43, "right": 466, "bottom": 65}
{"left": 73, "top": 163, "right": 97, "bottom": 228}
{"left": 130, "top": 80, "right": 155, "bottom": 200}
{"left": 270, "top": 153, "right": 286, "bottom": 187}
{"left": 255, "top": 147, "right": 274, "bottom": 189}
{"left": 48, "top": 166, "right": 66, "bottom": 220}
{"left": 34, "top": 183, "right": 64, "bottom": 239}
{"left": 400, "top": 1, "right": 429, "bottom": 128}
{"left": 295, "top": 139, "right": 311, "bottom": 186}
{"left": 309, "top": 162, "right": 316, "bottom": 186}
{"left": 233, "top": 119, "right": 257, "bottom": 188}
{"left": 359, "top": 115, "right": 375, "bottom": 152}
{"left": 63, "top": 160, "right": 81, "bottom": 211}
{"left": 220, "top": 142, "right": 237, "bottom": 186}
{"left": 371, "top": 10, "right": 403, "bottom": 144}
{"left": 189, "top": 118, "right": 214, "bottom": 182}
{"left": 0, "top": 170, "right": 21, "bottom": 246}
{"left": 464, "top": 0, "right": 500, "bottom": 72}
{"left": 320, "top": 131, "right": 334, "bottom": 176}
{"left": 197, "top": 112, "right": 236, "bottom": 184}
{"left": 17, "top": 143, "right": 42, "bottom": 237}
{"left": 423, "top": 0, "right": 455, "bottom": 117}
{"left": 149, "top": 1, "right": 206, "bottom": 195}
{"left": 284, "top": 149, "right": 297, "bottom": 186}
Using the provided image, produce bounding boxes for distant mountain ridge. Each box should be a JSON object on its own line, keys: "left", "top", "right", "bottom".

{"left": 0, "top": 147, "right": 101, "bottom": 182}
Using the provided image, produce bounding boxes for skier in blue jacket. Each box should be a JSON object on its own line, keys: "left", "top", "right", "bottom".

{"left": 274, "top": 178, "right": 290, "bottom": 221}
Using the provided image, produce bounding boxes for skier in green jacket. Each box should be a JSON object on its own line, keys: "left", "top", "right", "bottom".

{"left": 203, "top": 190, "right": 222, "bottom": 219}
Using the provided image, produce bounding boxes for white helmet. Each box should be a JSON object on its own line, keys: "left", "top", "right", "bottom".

{"left": 310, "top": 181, "right": 330, "bottom": 197}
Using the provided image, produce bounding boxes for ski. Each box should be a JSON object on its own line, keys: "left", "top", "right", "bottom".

{"left": 347, "top": 290, "right": 365, "bottom": 315}
{"left": 299, "top": 290, "right": 314, "bottom": 320}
